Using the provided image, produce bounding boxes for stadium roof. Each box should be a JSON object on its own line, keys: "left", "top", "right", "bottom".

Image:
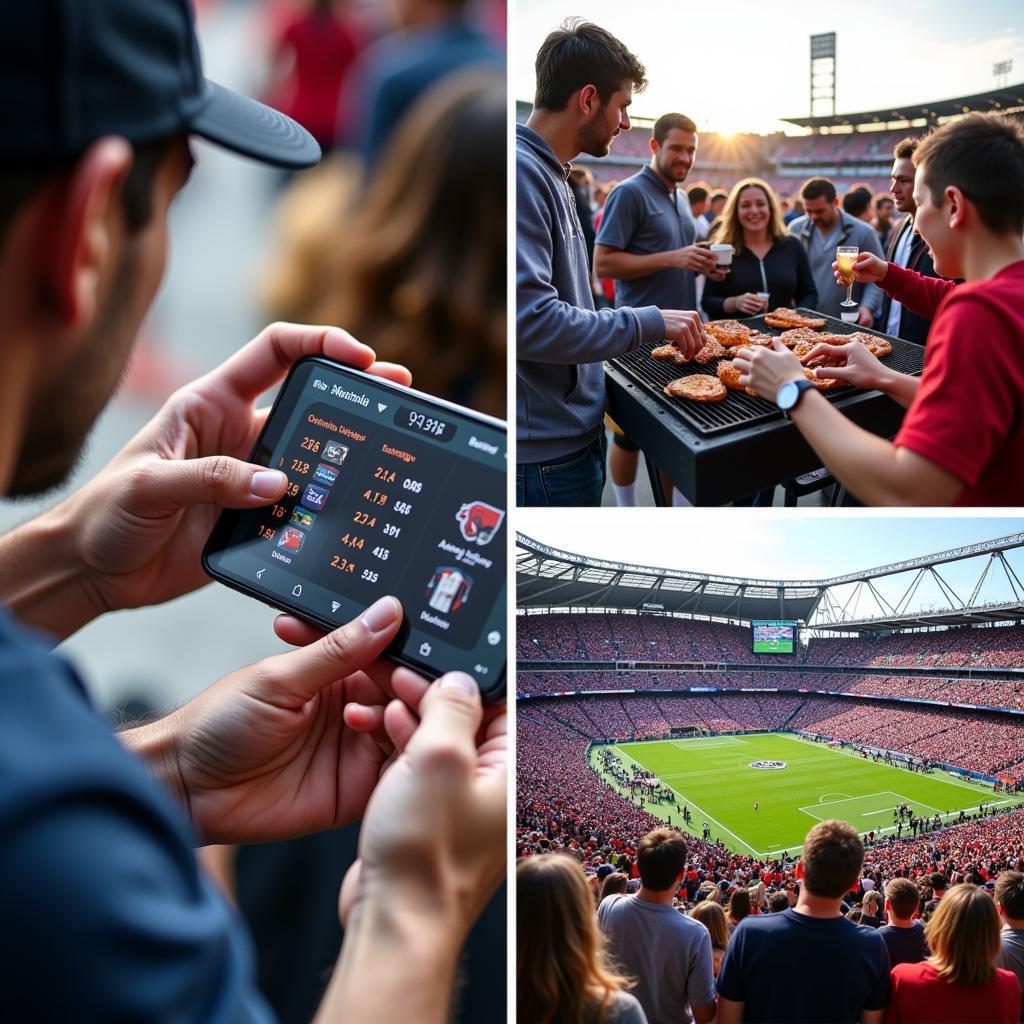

{"left": 517, "top": 533, "right": 1024, "bottom": 629}
{"left": 782, "top": 82, "right": 1024, "bottom": 130}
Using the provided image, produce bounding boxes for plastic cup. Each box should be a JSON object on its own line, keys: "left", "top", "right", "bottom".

{"left": 840, "top": 309, "right": 860, "bottom": 323}
{"left": 756, "top": 291, "right": 770, "bottom": 310}
{"left": 710, "top": 243, "right": 734, "bottom": 266}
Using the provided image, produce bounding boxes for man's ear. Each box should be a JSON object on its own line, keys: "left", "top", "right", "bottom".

{"left": 577, "top": 83, "right": 600, "bottom": 117}
{"left": 41, "top": 136, "right": 133, "bottom": 330}
{"left": 945, "top": 185, "right": 967, "bottom": 229}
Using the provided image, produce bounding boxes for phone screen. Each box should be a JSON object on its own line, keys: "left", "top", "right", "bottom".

{"left": 203, "top": 357, "right": 507, "bottom": 700}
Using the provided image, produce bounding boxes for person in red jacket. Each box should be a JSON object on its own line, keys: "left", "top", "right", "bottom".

{"left": 886, "top": 884, "right": 1020, "bottom": 1023}
{"left": 735, "top": 112, "right": 1024, "bottom": 506}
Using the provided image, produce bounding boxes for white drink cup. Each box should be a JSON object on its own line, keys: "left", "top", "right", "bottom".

{"left": 710, "top": 243, "right": 734, "bottom": 266}
{"left": 841, "top": 309, "right": 860, "bottom": 323}
{"left": 756, "top": 291, "right": 770, "bottom": 311}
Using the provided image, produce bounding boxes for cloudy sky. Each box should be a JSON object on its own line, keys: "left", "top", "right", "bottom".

{"left": 515, "top": 0, "right": 1024, "bottom": 134}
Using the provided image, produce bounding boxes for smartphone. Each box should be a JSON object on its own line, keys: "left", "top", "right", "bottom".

{"left": 203, "top": 356, "right": 507, "bottom": 701}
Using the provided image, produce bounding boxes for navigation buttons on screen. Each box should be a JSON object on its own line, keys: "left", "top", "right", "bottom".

{"left": 419, "top": 641, "right": 432, "bottom": 657}
{"left": 256, "top": 568, "right": 266, "bottom": 580}
{"left": 331, "top": 601, "right": 341, "bottom": 613}
{"left": 292, "top": 584, "right": 303, "bottom": 597}
{"left": 487, "top": 631, "right": 501, "bottom": 646}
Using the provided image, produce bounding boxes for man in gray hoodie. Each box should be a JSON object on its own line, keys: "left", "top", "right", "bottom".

{"left": 516, "top": 19, "right": 706, "bottom": 507}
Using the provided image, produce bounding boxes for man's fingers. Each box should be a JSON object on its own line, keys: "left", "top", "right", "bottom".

{"left": 124, "top": 456, "right": 288, "bottom": 516}
{"left": 214, "top": 323, "right": 376, "bottom": 403}
{"left": 272, "top": 614, "right": 326, "bottom": 647}
{"left": 801, "top": 343, "right": 846, "bottom": 365}
{"left": 383, "top": 698, "right": 420, "bottom": 753}
{"left": 405, "top": 673, "right": 483, "bottom": 772}
{"left": 251, "top": 597, "right": 403, "bottom": 707}
{"left": 367, "top": 361, "right": 413, "bottom": 387}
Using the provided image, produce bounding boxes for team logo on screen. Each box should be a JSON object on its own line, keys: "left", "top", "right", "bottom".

{"left": 427, "top": 567, "right": 472, "bottom": 614}
{"left": 455, "top": 501, "right": 504, "bottom": 546}
{"left": 302, "top": 483, "right": 330, "bottom": 511}
{"left": 321, "top": 442, "right": 349, "bottom": 467}
{"left": 313, "top": 463, "right": 340, "bottom": 487}
{"left": 277, "top": 527, "right": 306, "bottom": 553}
{"left": 749, "top": 761, "right": 787, "bottom": 770}
{"left": 290, "top": 507, "right": 317, "bottom": 529}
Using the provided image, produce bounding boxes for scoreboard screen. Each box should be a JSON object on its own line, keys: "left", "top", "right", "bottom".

{"left": 752, "top": 620, "right": 797, "bottom": 655}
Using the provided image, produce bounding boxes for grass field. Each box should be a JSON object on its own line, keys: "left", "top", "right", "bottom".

{"left": 591, "top": 732, "right": 1024, "bottom": 858}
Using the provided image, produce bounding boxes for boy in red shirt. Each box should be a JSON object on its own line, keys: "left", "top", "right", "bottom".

{"left": 736, "top": 112, "right": 1024, "bottom": 505}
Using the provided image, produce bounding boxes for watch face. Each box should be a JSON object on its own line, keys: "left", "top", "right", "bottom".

{"left": 777, "top": 380, "right": 798, "bottom": 410}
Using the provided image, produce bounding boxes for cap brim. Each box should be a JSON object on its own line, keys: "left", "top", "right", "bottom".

{"left": 189, "top": 80, "right": 321, "bottom": 170}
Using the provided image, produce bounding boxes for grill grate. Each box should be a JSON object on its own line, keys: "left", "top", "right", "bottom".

{"left": 608, "top": 309, "right": 925, "bottom": 438}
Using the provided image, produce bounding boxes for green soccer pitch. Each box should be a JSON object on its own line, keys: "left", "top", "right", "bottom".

{"left": 591, "top": 732, "right": 1024, "bottom": 859}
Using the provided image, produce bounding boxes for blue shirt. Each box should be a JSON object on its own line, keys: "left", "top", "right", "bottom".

{"left": 0, "top": 607, "right": 272, "bottom": 1021}
{"left": 717, "top": 909, "right": 890, "bottom": 1022}
{"left": 596, "top": 165, "right": 698, "bottom": 311}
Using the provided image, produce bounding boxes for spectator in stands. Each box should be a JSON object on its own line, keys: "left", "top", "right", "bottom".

{"left": 518, "top": 854, "right": 647, "bottom": 1024}
{"left": 601, "top": 870, "right": 630, "bottom": 902}
{"left": 715, "top": 820, "right": 890, "bottom": 1023}
{"left": 879, "top": 138, "right": 940, "bottom": 346}
{"left": 879, "top": 878, "right": 930, "bottom": 967}
{"left": 702, "top": 178, "right": 817, "bottom": 319}
{"left": 861, "top": 888, "right": 885, "bottom": 928}
{"left": 843, "top": 185, "right": 875, "bottom": 224}
{"left": 736, "top": 113, "right": 1024, "bottom": 504}
{"left": 690, "top": 900, "right": 730, "bottom": 978}
{"left": 768, "top": 891, "right": 790, "bottom": 913}
{"left": 594, "top": 111, "right": 727, "bottom": 509}
{"left": 874, "top": 194, "right": 896, "bottom": 252}
{"left": 517, "top": 21, "right": 707, "bottom": 506}
{"left": 786, "top": 176, "right": 885, "bottom": 324}
{"left": 727, "top": 887, "right": 752, "bottom": 934}
{"left": 995, "top": 871, "right": 1024, "bottom": 1016}
{"left": 785, "top": 196, "right": 804, "bottom": 225}
{"left": 598, "top": 829, "right": 718, "bottom": 1024}
{"left": 887, "top": 884, "right": 1020, "bottom": 1023}
{"left": 688, "top": 183, "right": 712, "bottom": 241}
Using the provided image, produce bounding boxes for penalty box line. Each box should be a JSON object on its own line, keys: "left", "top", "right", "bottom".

{"left": 611, "top": 745, "right": 761, "bottom": 859}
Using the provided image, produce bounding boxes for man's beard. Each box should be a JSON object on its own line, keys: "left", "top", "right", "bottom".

{"left": 578, "top": 106, "right": 616, "bottom": 158}
{"left": 9, "top": 246, "right": 140, "bottom": 498}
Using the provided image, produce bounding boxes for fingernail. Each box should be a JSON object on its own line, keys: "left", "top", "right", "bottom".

{"left": 361, "top": 595, "right": 400, "bottom": 633}
{"left": 250, "top": 470, "right": 287, "bottom": 497}
{"left": 439, "top": 672, "right": 478, "bottom": 695}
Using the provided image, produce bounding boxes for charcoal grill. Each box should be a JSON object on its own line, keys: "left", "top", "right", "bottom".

{"left": 604, "top": 309, "right": 925, "bottom": 505}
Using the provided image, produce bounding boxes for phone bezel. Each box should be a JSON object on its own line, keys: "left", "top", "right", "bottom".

{"left": 202, "top": 356, "right": 507, "bottom": 702}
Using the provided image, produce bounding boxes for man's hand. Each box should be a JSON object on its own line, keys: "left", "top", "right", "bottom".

{"left": 704, "top": 265, "right": 730, "bottom": 283}
{"left": 2, "top": 323, "right": 411, "bottom": 640}
{"left": 832, "top": 253, "right": 888, "bottom": 286}
{"left": 320, "top": 670, "right": 506, "bottom": 1023}
{"left": 123, "top": 596, "right": 409, "bottom": 845}
{"left": 803, "top": 341, "right": 887, "bottom": 391}
{"left": 734, "top": 339, "right": 805, "bottom": 402}
{"left": 667, "top": 245, "right": 718, "bottom": 274}
{"left": 856, "top": 306, "right": 875, "bottom": 327}
{"left": 661, "top": 310, "right": 708, "bottom": 360}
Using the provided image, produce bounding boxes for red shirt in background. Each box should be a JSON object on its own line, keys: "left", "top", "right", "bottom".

{"left": 886, "top": 961, "right": 1020, "bottom": 1023}
{"left": 886, "top": 260, "right": 1024, "bottom": 505}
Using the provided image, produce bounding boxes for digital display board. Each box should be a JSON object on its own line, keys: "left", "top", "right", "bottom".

{"left": 752, "top": 620, "right": 797, "bottom": 655}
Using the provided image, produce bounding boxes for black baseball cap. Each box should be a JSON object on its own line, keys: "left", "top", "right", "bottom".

{"left": 2, "top": 0, "right": 320, "bottom": 168}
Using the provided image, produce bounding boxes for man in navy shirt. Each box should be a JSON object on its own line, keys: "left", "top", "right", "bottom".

{"left": 0, "top": 2, "right": 505, "bottom": 1020}
{"left": 716, "top": 820, "right": 890, "bottom": 1023}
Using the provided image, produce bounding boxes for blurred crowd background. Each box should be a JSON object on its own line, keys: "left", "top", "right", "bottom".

{"left": 0, "top": 4, "right": 507, "bottom": 1019}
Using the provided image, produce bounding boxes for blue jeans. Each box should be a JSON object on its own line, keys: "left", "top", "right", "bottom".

{"left": 516, "top": 434, "right": 607, "bottom": 507}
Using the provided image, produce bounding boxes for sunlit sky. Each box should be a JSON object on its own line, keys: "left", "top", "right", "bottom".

{"left": 516, "top": 512, "right": 1024, "bottom": 617}
{"left": 515, "top": 1, "right": 1024, "bottom": 135}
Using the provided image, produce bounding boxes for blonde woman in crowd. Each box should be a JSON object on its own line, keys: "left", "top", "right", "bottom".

{"left": 886, "top": 884, "right": 1020, "bottom": 1023}
{"left": 518, "top": 855, "right": 647, "bottom": 1024}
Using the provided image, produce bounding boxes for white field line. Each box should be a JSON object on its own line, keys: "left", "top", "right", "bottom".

{"left": 611, "top": 744, "right": 762, "bottom": 858}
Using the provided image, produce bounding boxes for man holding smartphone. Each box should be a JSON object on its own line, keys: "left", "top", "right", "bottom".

{"left": 0, "top": 2, "right": 505, "bottom": 1020}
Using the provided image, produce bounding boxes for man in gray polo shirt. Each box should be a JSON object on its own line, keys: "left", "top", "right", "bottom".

{"left": 787, "top": 176, "right": 885, "bottom": 324}
{"left": 598, "top": 829, "right": 717, "bottom": 1024}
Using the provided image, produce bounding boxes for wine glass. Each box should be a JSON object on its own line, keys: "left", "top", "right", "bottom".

{"left": 837, "top": 246, "right": 859, "bottom": 308}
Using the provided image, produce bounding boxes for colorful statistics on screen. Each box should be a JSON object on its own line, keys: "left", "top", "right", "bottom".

{"left": 751, "top": 620, "right": 797, "bottom": 655}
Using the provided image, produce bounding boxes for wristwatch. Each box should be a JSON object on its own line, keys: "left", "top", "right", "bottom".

{"left": 776, "top": 378, "right": 816, "bottom": 419}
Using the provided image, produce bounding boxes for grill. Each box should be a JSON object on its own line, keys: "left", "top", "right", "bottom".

{"left": 604, "top": 310, "right": 926, "bottom": 505}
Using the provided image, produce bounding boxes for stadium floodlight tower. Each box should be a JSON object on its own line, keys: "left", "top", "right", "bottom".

{"left": 809, "top": 32, "right": 837, "bottom": 132}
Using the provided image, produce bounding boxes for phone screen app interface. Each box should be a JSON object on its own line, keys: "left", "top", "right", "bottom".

{"left": 206, "top": 360, "right": 506, "bottom": 689}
